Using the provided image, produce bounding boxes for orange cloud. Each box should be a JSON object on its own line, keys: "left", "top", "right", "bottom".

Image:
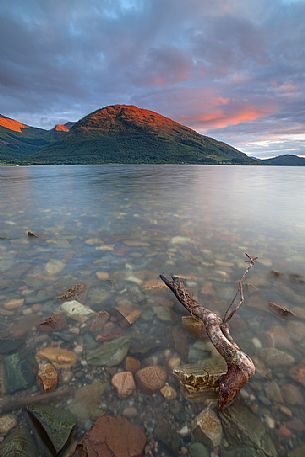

{"left": 184, "top": 105, "right": 276, "bottom": 130}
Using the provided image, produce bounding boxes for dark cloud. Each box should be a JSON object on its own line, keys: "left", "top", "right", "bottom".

{"left": 0, "top": 0, "right": 304, "bottom": 156}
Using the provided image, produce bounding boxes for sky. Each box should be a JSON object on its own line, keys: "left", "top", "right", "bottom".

{"left": 0, "top": 0, "right": 304, "bottom": 158}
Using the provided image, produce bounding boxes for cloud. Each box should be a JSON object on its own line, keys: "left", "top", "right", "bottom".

{"left": 0, "top": 0, "right": 304, "bottom": 156}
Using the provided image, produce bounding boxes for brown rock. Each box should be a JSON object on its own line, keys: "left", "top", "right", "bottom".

{"left": 111, "top": 372, "right": 136, "bottom": 398}
{"left": 125, "top": 356, "right": 141, "bottom": 373}
{"left": 289, "top": 362, "right": 305, "bottom": 386}
{"left": 135, "top": 366, "right": 167, "bottom": 393}
{"left": 37, "top": 313, "right": 67, "bottom": 333}
{"left": 115, "top": 303, "right": 141, "bottom": 325}
{"left": 37, "top": 346, "right": 77, "bottom": 368}
{"left": 3, "top": 298, "right": 24, "bottom": 310}
{"left": 282, "top": 383, "right": 304, "bottom": 405}
{"left": 38, "top": 362, "right": 58, "bottom": 392}
{"left": 193, "top": 407, "right": 223, "bottom": 448}
{"left": 160, "top": 384, "right": 177, "bottom": 400}
{"left": 73, "top": 415, "right": 146, "bottom": 457}
{"left": 57, "top": 283, "right": 86, "bottom": 300}
{"left": 89, "top": 311, "right": 110, "bottom": 333}
{"left": 278, "top": 425, "right": 293, "bottom": 439}
{"left": 96, "top": 271, "right": 110, "bottom": 280}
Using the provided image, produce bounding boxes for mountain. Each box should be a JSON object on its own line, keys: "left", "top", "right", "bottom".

{"left": 28, "top": 105, "right": 255, "bottom": 165}
{"left": 262, "top": 154, "right": 305, "bottom": 166}
{"left": 0, "top": 115, "right": 71, "bottom": 162}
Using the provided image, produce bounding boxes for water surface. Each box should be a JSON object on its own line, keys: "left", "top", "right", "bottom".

{"left": 1, "top": 165, "right": 305, "bottom": 456}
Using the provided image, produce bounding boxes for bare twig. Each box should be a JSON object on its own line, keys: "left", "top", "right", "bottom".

{"left": 223, "top": 253, "right": 258, "bottom": 324}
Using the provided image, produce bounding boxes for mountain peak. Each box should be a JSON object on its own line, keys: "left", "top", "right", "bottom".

{"left": 0, "top": 114, "right": 28, "bottom": 133}
{"left": 54, "top": 123, "right": 70, "bottom": 132}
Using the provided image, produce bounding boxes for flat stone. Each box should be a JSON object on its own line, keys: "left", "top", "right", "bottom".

{"left": 193, "top": 407, "right": 223, "bottom": 449}
{"left": 135, "top": 366, "right": 167, "bottom": 393}
{"left": 260, "top": 348, "right": 295, "bottom": 367}
{"left": 4, "top": 351, "right": 37, "bottom": 394}
{"left": 3, "top": 298, "right": 24, "bottom": 310}
{"left": 96, "top": 271, "right": 110, "bottom": 280}
{"left": 59, "top": 300, "right": 95, "bottom": 322}
{"left": 125, "top": 356, "right": 141, "bottom": 373}
{"left": 87, "top": 335, "right": 130, "bottom": 367}
{"left": 111, "top": 371, "right": 136, "bottom": 398}
{"left": 45, "top": 260, "right": 65, "bottom": 274}
{"left": 289, "top": 361, "right": 305, "bottom": 386}
{"left": 36, "top": 346, "right": 77, "bottom": 368}
{"left": 282, "top": 383, "right": 304, "bottom": 404}
{"left": 74, "top": 415, "right": 146, "bottom": 457}
{"left": 69, "top": 381, "right": 107, "bottom": 420}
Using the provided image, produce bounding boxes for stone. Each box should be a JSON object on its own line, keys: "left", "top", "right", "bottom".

{"left": 260, "top": 348, "right": 295, "bottom": 367}
{"left": 0, "top": 415, "right": 17, "bottom": 434}
{"left": 87, "top": 335, "right": 130, "bottom": 367}
{"left": 27, "top": 404, "right": 76, "bottom": 455}
{"left": 289, "top": 361, "right": 305, "bottom": 386}
{"left": 59, "top": 300, "right": 95, "bottom": 322}
{"left": 69, "top": 381, "right": 107, "bottom": 420}
{"left": 168, "top": 356, "right": 181, "bottom": 370}
{"left": 265, "top": 381, "right": 284, "bottom": 403}
{"left": 153, "top": 306, "right": 171, "bottom": 321}
{"left": 135, "top": 366, "right": 167, "bottom": 393}
{"left": 45, "top": 260, "right": 65, "bottom": 274}
{"left": 160, "top": 383, "right": 177, "bottom": 400}
{"left": 220, "top": 402, "right": 277, "bottom": 457}
{"left": 143, "top": 279, "right": 166, "bottom": 290}
{"left": 57, "top": 283, "right": 86, "bottom": 301}
{"left": 122, "top": 406, "right": 138, "bottom": 417}
{"left": 73, "top": 415, "right": 146, "bottom": 457}
{"left": 282, "top": 383, "right": 304, "bottom": 405}
{"left": 125, "top": 356, "right": 141, "bottom": 373}
{"left": 265, "top": 325, "right": 292, "bottom": 349}
{"left": 36, "top": 346, "right": 77, "bottom": 368}
{"left": 111, "top": 371, "right": 136, "bottom": 398}
{"left": 289, "top": 445, "right": 305, "bottom": 457}
{"left": 89, "top": 311, "right": 110, "bottom": 332}
{"left": 189, "top": 442, "right": 209, "bottom": 457}
{"left": 115, "top": 303, "right": 141, "bottom": 325}
{"left": 3, "top": 298, "right": 24, "bottom": 310}
{"left": 96, "top": 271, "right": 110, "bottom": 280}
{"left": 38, "top": 362, "right": 58, "bottom": 392}
{"left": 37, "top": 313, "right": 67, "bottom": 333}
{"left": 155, "top": 419, "right": 180, "bottom": 454}
{"left": 193, "top": 407, "right": 223, "bottom": 448}
{"left": 4, "top": 351, "right": 37, "bottom": 394}
{"left": 287, "top": 321, "right": 305, "bottom": 342}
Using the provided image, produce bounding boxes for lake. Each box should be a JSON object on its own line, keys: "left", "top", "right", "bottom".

{"left": 1, "top": 164, "right": 305, "bottom": 456}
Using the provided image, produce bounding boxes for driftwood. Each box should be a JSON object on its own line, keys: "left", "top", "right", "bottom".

{"left": 0, "top": 387, "right": 71, "bottom": 415}
{"left": 160, "top": 253, "right": 257, "bottom": 409}
{"left": 268, "top": 301, "right": 295, "bottom": 318}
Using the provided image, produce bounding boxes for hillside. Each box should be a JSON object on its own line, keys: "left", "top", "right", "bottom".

{"left": 28, "top": 105, "right": 255, "bottom": 165}
{"left": 262, "top": 154, "right": 305, "bottom": 166}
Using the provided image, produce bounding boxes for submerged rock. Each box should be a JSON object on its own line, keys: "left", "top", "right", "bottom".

{"left": 27, "top": 404, "right": 76, "bottom": 454}
{"left": 69, "top": 381, "right": 107, "bottom": 420}
{"left": 135, "top": 366, "right": 167, "bottom": 393}
{"left": 38, "top": 362, "right": 58, "bottom": 392}
{"left": 0, "top": 415, "right": 17, "bottom": 435}
{"left": 59, "top": 300, "right": 95, "bottom": 322}
{"left": 87, "top": 335, "right": 130, "bottom": 367}
{"left": 260, "top": 347, "right": 295, "bottom": 367}
{"left": 111, "top": 371, "right": 136, "bottom": 398}
{"left": 73, "top": 415, "right": 146, "bottom": 457}
{"left": 193, "top": 407, "right": 223, "bottom": 448}
{"left": 220, "top": 402, "right": 277, "bottom": 457}
{"left": 4, "top": 351, "right": 37, "bottom": 394}
{"left": 36, "top": 346, "right": 77, "bottom": 368}
{"left": 45, "top": 260, "right": 65, "bottom": 274}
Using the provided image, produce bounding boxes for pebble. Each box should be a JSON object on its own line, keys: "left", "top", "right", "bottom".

{"left": 111, "top": 371, "right": 136, "bottom": 398}
{"left": 160, "top": 384, "right": 177, "bottom": 400}
{"left": 122, "top": 406, "right": 138, "bottom": 417}
{"left": 265, "top": 415, "right": 275, "bottom": 429}
{"left": 125, "top": 356, "right": 141, "bottom": 373}
{"left": 45, "top": 260, "right": 65, "bottom": 274}
{"left": 278, "top": 425, "right": 293, "bottom": 439}
{"left": 178, "top": 425, "right": 190, "bottom": 437}
{"left": 135, "top": 366, "right": 167, "bottom": 393}
{"left": 282, "top": 383, "right": 304, "bottom": 405}
{"left": 3, "top": 298, "right": 24, "bottom": 310}
{"left": 96, "top": 271, "right": 110, "bottom": 280}
{"left": 168, "top": 356, "right": 181, "bottom": 370}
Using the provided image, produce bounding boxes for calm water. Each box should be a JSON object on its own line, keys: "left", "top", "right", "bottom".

{"left": 1, "top": 165, "right": 305, "bottom": 456}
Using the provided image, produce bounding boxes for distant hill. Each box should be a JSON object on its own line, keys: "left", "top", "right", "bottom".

{"left": 262, "top": 154, "right": 305, "bottom": 166}
{"left": 0, "top": 114, "right": 72, "bottom": 162}
{"left": 0, "top": 106, "right": 256, "bottom": 165}
{"left": 33, "top": 105, "right": 256, "bottom": 164}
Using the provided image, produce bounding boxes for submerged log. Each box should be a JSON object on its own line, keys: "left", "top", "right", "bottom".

{"left": 160, "top": 253, "right": 257, "bottom": 409}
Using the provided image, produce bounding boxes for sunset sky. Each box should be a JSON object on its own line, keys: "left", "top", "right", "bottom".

{"left": 1, "top": 0, "right": 304, "bottom": 158}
